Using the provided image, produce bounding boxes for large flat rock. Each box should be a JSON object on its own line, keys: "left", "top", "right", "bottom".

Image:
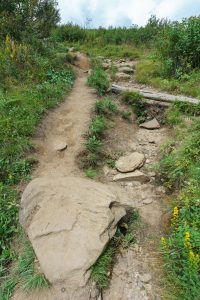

{"left": 113, "top": 170, "right": 150, "bottom": 183}
{"left": 20, "top": 177, "right": 131, "bottom": 289}
{"left": 116, "top": 152, "right": 145, "bottom": 173}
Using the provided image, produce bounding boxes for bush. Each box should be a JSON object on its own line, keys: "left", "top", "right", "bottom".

{"left": 86, "top": 136, "right": 103, "bottom": 153}
{"left": 88, "top": 67, "right": 110, "bottom": 96}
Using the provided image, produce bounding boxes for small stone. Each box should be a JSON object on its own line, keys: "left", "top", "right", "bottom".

{"left": 148, "top": 172, "right": 156, "bottom": 177}
{"left": 140, "top": 118, "right": 160, "bottom": 130}
{"left": 113, "top": 170, "right": 150, "bottom": 183}
{"left": 54, "top": 141, "right": 67, "bottom": 151}
{"left": 156, "top": 186, "right": 166, "bottom": 194}
{"left": 140, "top": 274, "right": 152, "bottom": 284}
{"left": 143, "top": 199, "right": 153, "bottom": 205}
{"left": 116, "top": 152, "right": 145, "bottom": 173}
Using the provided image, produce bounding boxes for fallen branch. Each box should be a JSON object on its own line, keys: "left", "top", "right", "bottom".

{"left": 112, "top": 84, "right": 200, "bottom": 105}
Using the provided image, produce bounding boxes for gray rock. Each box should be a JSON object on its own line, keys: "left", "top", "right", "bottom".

{"left": 140, "top": 273, "right": 152, "bottom": 284}
{"left": 115, "top": 72, "right": 131, "bottom": 81}
{"left": 54, "top": 141, "right": 68, "bottom": 151}
{"left": 116, "top": 152, "right": 145, "bottom": 173}
{"left": 113, "top": 170, "right": 150, "bottom": 183}
{"left": 140, "top": 118, "right": 160, "bottom": 130}
{"left": 20, "top": 177, "right": 132, "bottom": 288}
{"left": 143, "top": 199, "right": 153, "bottom": 205}
{"left": 118, "top": 66, "right": 134, "bottom": 74}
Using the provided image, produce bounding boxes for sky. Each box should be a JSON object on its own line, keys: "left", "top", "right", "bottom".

{"left": 57, "top": 0, "right": 200, "bottom": 28}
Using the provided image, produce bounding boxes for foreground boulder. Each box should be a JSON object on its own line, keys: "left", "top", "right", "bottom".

{"left": 116, "top": 152, "right": 145, "bottom": 173}
{"left": 113, "top": 170, "right": 150, "bottom": 183}
{"left": 20, "top": 177, "right": 130, "bottom": 289}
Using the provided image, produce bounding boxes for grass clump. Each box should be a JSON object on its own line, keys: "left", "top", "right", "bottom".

{"left": 95, "top": 98, "right": 118, "bottom": 115}
{"left": 121, "top": 111, "right": 132, "bottom": 121}
{"left": 121, "top": 91, "right": 147, "bottom": 123}
{"left": 91, "top": 211, "right": 139, "bottom": 290}
{"left": 88, "top": 67, "right": 110, "bottom": 96}
{"left": 0, "top": 239, "right": 50, "bottom": 299}
{"left": 90, "top": 116, "right": 106, "bottom": 137}
{"left": 85, "top": 168, "right": 97, "bottom": 179}
{"left": 86, "top": 136, "right": 103, "bottom": 153}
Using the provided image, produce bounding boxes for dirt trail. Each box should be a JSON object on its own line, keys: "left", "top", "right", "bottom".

{"left": 32, "top": 53, "right": 94, "bottom": 178}
{"left": 13, "top": 55, "right": 169, "bottom": 300}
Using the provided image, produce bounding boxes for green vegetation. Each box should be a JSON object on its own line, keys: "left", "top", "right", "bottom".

{"left": 85, "top": 168, "right": 98, "bottom": 179}
{"left": 157, "top": 107, "right": 200, "bottom": 299}
{"left": 84, "top": 97, "right": 118, "bottom": 170}
{"left": 121, "top": 111, "right": 132, "bottom": 121}
{"left": 91, "top": 211, "right": 139, "bottom": 290}
{"left": 0, "top": 239, "right": 49, "bottom": 299}
{"left": 95, "top": 98, "right": 118, "bottom": 115}
{"left": 121, "top": 91, "right": 147, "bottom": 123}
{"left": 0, "top": 1, "right": 75, "bottom": 295}
{"left": 88, "top": 66, "right": 110, "bottom": 96}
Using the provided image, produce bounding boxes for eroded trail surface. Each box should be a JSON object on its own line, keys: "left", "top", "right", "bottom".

{"left": 33, "top": 53, "right": 94, "bottom": 178}
{"left": 14, "top": 55, "right": 169, "bottom": 300}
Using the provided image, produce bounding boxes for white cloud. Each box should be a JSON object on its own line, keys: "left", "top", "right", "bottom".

{"left": 57, "top": 0, "right": 200, "bottom": 27}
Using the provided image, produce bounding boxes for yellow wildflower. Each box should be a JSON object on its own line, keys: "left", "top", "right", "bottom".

{"left": 161, "top": 237, "right": 168, "bottom": 250}
{"left": 184, "top": 231, "right": 192, "bottom": 250}
{"left": 173, "top": 206, "right": 179, "bottom": 220}
{"left": 189, "top": 250, "right": 199, "bottom": 265}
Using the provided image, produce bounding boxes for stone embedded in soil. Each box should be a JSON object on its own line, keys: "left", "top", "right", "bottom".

{"left": 54, "top": 141, "right": 68, "bottom": 151}
{"left": 118, "top": 66, "right": 134, "bottom": 74}
{"left": 115, "top": 152, "right": 145, "bottom": 173}
{"left": 115, "top": 72, "right": 131, "bottom": 81}
{"left": 139, "top": 118, "right": 161, "bottom": 130}
{"left": 140, "top": 273, "right": 152, "bottom": 284}
{"left": 143, "top": 198, "right": 153, "bottom": 205}
{"left": 113, "top": 170, "right": 150, "bottom": 183}
{"left": 20, "top": 176, "right": 134, "bottom": 289}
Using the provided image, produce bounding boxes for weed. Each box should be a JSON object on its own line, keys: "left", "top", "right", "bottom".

{"left": 95, "top": 98, "right": 118, "bottom": 115}
{"left": 0, "top": 239, "right": 50, "bottom": 298}
{"left": 88, "top": 67, "right": 110, "bottom": 96}
{"left": 86, "top": 136, "right": 103, "bottom": 153}
{"left": 106, "top": 159, "right": 116, "bottom": 169}
{"left": 165, "top": 106, "right": 184, "bottom": 127}
{"left": 90, "top": 116, "right": 106, "bottom": 137}
{"left": 121, "top": 111, "right": 132, "bottom": 120}
{"left": 91, "top": 210, "right": 139, "bottom": 290}
{"left": 85, "top": 168, "right": 97, "bottom": 179}
{"left": 121, "top": 91, "right": 147, "bottom": 123}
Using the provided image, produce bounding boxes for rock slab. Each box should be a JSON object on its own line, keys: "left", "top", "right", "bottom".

{"left": 140, "top": 118, "right": 160, "bottom": 130}
{"left": 116, "top": 152, "right": 145, "bottom": 173}
{"left": 113, "top": 170, "right": 150, "bottom": 183}
{"left": 20, "top": 177, "right": 129, "bottom": 288}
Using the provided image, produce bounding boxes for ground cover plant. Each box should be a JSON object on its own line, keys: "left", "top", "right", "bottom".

{"left": 157, "top": 106, "right": 200, "bottom": 299}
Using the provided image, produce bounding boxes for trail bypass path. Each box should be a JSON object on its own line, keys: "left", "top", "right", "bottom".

{"left": 33, "top": 53, "right": 94, "bottom": 178}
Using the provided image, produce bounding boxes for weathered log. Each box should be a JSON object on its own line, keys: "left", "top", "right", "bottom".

{"left": 112, "top": 84, "right": 200, "bottom": 105}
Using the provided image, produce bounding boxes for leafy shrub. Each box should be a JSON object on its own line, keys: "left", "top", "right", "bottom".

{"left": 88, "top": 67, "right": 110, "bottom": 96}
{"left": 157, "top": 17, "right": 200, "bottom": 77}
